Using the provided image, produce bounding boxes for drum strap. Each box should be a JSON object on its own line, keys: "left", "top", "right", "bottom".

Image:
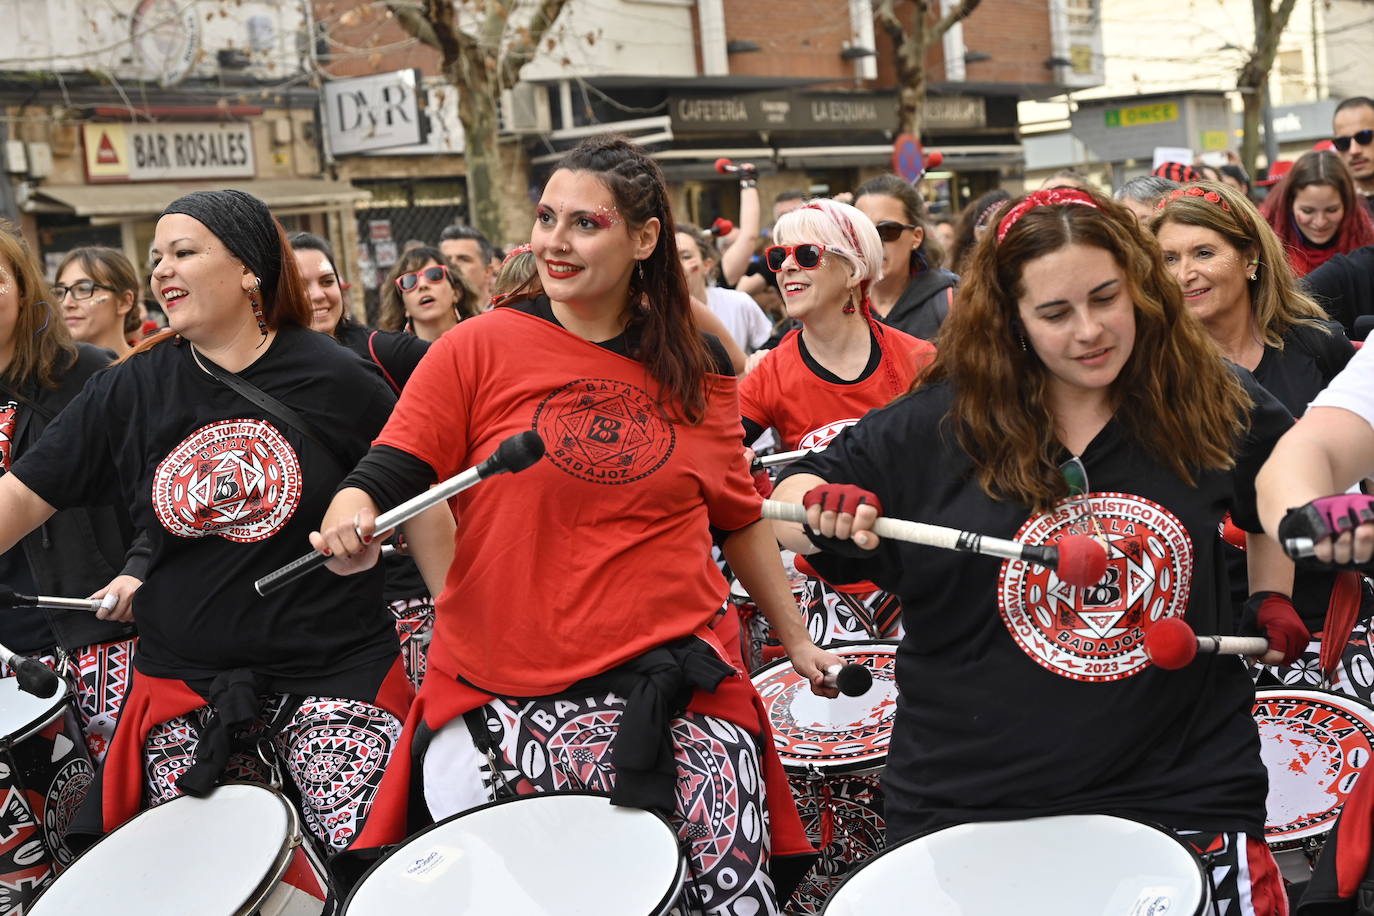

{"left": 462, "top": 707, "right": 518, "bottom": 800}
{"left": 1320, "top": 571, "right": 1364, "bottom": 684}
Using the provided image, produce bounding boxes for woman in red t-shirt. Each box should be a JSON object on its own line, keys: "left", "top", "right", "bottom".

{"left": 313, "top": 136, "right": 840, "bottom": 915}
{"left": 738, "top": 199, "right": 935, "bottom": 652}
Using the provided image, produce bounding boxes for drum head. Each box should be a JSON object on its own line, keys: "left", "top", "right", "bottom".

{"left": 0, "top": 675, "right": 70, "bottom": 743}
{"left": 752, "top": 641, "right": 899, "bottom": 773}
{"left": 343, "top": 792, "right": 684, "bottom": 915}
{"left": 1254, "top": 687, "right": 1374, "bottom": 850}
{"left": 31, "top": 783, "right": 295, "bottom": 915}
{"left": 822, "top": 815, "right": 1208, "bottom": 915}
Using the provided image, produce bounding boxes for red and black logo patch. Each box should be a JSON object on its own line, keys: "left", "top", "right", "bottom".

{"left": 533, "top": 378, "right": 675, "bottom": 485}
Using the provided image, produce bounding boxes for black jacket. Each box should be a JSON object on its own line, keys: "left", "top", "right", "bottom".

{"left": 876, "top": 268, "right": 958, "bottom": 342}
{"left": 4, "top": 344, "right": 142, "bottom": 652}
{"left": 1304, "top": 245, "right": 1374, "bottom": 339}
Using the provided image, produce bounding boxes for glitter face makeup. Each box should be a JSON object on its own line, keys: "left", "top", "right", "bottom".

{"left": 531, "top": 169, "right": 649, "bottom": 313}
{"left": 0, "top": 264, "right": 11, "bottom": 297}
{"left": 1155, "top": 221, "right": 1253, "bottom": 327}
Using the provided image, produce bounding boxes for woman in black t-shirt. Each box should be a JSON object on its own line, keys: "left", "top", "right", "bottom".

{"left": 289, "top": 232, "right": 434, "bottom": 689}
{"left": 0, "top": 191, "right": 451, "bottom": 863}
{"left": 0, "top": 220, "right": 142, "bottom": 764}
{"left": 774, "top": 188, "right": 1300, "bottom": 914}
{"left": 1152, "top": 182, "right": 1370, "bottom": 699}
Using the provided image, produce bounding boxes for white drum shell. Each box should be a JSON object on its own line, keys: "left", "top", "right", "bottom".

{"left": 343, "top": 792, "right": 685, "bottom": 915}
{"left": 822, "top": 814, "right": 1208, "bottom": 916}
{"left": 0, "top": 676, "right": 71, "bottom": 744}
{"left": 30, "top": 783, "right": 310, "bottom": 915}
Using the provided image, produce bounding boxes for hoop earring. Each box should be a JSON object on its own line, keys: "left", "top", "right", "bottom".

{"left": 248, "top": 278, "right": 267, "bottom": 346}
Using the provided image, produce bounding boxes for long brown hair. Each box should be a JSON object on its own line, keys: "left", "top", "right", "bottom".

{"left": 1259, "top": 151, "right": 1374, "bottom": 274}
{"left": 1153, "top": 181, "right": 1329, "bottom": 346}
{"left": 127, "top": 210, "right": 310, "bottom": 359}
{"left": 378, "top": 245, "right": 478, "bottom": 333}
{"left": 926, "top": 189, "right": 1250, "bottom": 511}
{"left": 0, "top": 220, "right": 76, "bottom": 388}
{"left": 524, "top": 135, "right": 715, "bottom": 424}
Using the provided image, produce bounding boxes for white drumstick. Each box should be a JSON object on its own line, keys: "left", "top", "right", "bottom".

{"left": 752, "top": 447, "right": 821, "bottom": 472}
{"left": 762, "top": 499, "right": 1109, "bottom": 589}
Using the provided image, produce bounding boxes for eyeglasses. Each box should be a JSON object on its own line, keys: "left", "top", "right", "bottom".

{"left": 52, "top": 280, "right": 115, "bottom": 301}
{"left": 874, "top": 221, "right": 917, "bottom": 243}
{"left": 1333, "top": 129, "right": 1374, "bottom": 153}
{"left": 394, "top": 265, "right": 450, "bottom": 293}
{"left": 765, "top": 244, "right": 826, "bottom": 271}
{"left": 1059, "top": 456, "right": 1110, "bottom": 547}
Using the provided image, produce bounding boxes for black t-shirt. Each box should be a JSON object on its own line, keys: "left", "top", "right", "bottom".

{"left": 333, "top": 320, "right": 429, "bottom": 395}
{"left": 780, "top": 373, "right": 1292, "bottom": 840}
{"left": 1233, "top": 321, "right": 1355, "bottom": 629}
{"left": 1304, "top": 246, "right": 1374, "bottom": 337}
{"left": 11, "top": 327, "right": 399, "bottom": 689}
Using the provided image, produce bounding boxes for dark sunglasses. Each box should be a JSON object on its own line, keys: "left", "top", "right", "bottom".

{"left": 765, "top": 244, "right": 826, "bottom": 271}
{"left": 1333, "top": 129, "right": 1374, "bottom": 153}
{"left": 394, "top": 265, "right": 449, "bottom": 293}
{"left": 874, "top": 221, "right": 917, "bottom": 243}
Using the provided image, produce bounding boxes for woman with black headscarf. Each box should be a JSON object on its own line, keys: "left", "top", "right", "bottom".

{"left": 0, "top": 190, "right": 451, "bottom": 863}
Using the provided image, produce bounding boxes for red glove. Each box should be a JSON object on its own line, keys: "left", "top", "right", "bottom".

{"left": 802, "top": 484, "right": 882, "bottom": 519}
{"left": 1243, "top": 592, "right": 1310, "bottom": 667}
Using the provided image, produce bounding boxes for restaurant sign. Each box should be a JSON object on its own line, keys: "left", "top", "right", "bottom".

{"left": 83, "top": 122, "right": 255, "bottom": 183}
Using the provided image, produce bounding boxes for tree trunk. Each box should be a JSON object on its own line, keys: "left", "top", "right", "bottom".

{"left": 452, "top": 64, "right": 505, "bottom": 244}
{"left": 1239, "top": 88, "right": 1263, "bottom": 179}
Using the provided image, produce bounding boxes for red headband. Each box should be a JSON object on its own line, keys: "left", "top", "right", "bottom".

{"left": 1154, "top": 185, "right": 1231, "bottom": 212}
{"left": 996, "top": 188, "right": 1100, "bottom": 242}
{"left": 502, "top": 243, "right": 532, "bottom": 264}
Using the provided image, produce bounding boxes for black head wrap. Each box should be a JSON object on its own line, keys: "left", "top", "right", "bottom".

{"left": 161, "top": 190, "right": 281, "bottom": 298}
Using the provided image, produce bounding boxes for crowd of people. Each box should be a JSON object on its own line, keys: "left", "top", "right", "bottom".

{"left": 2, "top": 95, "right": 1374, "bottom": 915}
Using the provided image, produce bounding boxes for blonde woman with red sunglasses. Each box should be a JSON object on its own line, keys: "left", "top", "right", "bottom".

{"left": 379, "top": 246, "right": 478, "bottom": 341}
{"left": 736, "top": 200, "right": 935, "bottom": 658}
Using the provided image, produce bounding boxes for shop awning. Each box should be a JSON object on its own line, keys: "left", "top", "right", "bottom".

{"left": 23, "top": 179, "right": 371, "bottom": 220}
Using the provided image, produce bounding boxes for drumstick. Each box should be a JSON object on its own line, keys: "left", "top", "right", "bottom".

{"left": 0, "top": 638, "right": 61, "bottom": 698}
{"left": 762, "top": 500, "right": 1109, "bottom": 589}
{"left": 1144, "top": 617, "right": 1270, "bottom": 670}
{"left": 254, "top": 431, "right": 545, "bottom": 597}
{"left": 750, "top": 447, "right": 821, "bottom": 473}
{"left": 0, "top": 586, "right": 104, "bottom": 613}
{"left": 822, "top": 663, "right": 873, "bottom": 697}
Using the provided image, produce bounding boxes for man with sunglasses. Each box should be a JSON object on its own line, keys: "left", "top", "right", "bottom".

{"left": 1333, "top": 97, "right": 1374, "bottom": 219}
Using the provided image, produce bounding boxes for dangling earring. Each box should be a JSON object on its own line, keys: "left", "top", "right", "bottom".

{"left": 1019, "top": 335, "right": 1029, "bottom": 352}
{"left": 636, "top": 260, "right": 645, "bottom": 284}
{"left": 1247, "top": 260, "right": 1259, "bottom": 281}
{"left": 248, "top": 277, "right": 267, "bottom": 346}
{"left": 842, "top": 301, "right": 857, "bottom": 315}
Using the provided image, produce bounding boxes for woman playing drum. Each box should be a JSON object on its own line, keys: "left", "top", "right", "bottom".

{"left": 773, "top": 187, "right": 1303, "bottom": 913}
{"left": 314, "top": 135, "right": 841, "bottom": 914}
{"left": 0, "top": 224, "right": 142, "bottom": 760}
{"left": 0, "top": 191, "right": 451, "bottom": 866}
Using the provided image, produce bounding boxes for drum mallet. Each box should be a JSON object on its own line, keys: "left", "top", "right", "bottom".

{"left": 750, "top": 447, "right": 822, "bottom": 474}
{"left": 0, "top": 585, "right": 107, "bottom": 614}
{"left": 822, "top": 663, "right": 873, "bottom": 697}
{"left": 255, "top": 430, "right": 546, "bottom": 596}
{"left": 761, "top": 500, "right": 1109, "bottom": 589}
{"left": 1144, "top": 618, "right": 1270, "bottom": 670}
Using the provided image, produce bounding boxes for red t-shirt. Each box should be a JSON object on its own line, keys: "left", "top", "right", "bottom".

{"left": 375, "top": 307, "right": 762, "bottom": 696}
{"left": 739, "top": 324, "right": 935, "bottom": 451}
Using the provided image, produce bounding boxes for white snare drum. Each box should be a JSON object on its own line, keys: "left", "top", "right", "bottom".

{"left": 342, "top": 791, "right": 685, "bottom": 915}
{"left": 1253, "top": 687, "right": 1374, "bottom": 881}
{"left": 822, "top": 814, "right": 1210, "bottom": 915}
{"left": 752, "top": 641, "right": 898, "bottom": 914}
{"left": 31, "top": 783, "right": 328, "bottom": 915}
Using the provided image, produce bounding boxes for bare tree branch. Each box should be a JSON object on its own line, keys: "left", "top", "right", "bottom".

{"left": 498, "top": 0, "right": 570, "bottom": 87}
{"left": 932, "top": 0, "right": 983, "bottom": 39}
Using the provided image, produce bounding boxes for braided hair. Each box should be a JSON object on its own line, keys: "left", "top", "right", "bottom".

{"left": 555, "top": 136, "right": 715, "bottom": 424}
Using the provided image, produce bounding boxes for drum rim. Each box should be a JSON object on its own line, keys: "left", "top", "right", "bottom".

{"left": 340, "top": 789, "right": 686, "bottom": 916}
{"left": 0, "top": 677, "right": 72, "bottom": 748}
{"left": 753, "top": 639, "right": 900, "bottom": 774}
{"left": 1253, "top": 684, "right": 1374, "bottom": 849}
{"left": 30, "top": 782, "right": 302, "bottom": 916}
{"left": 816, "top": 813, "right": 1211, "bottom": 916}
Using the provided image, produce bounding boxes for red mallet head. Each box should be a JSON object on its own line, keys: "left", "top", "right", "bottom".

{"left": 1053, "top": 534, "right": 1108, "bottom": 589}
{"left": 1144, "top": 617, "right": 1199, "bottom": 670}
{"left": 714, "top": 158, "right": 735, "bottom": 174}
{"left": 710, "top": 218, "right": 735, "bottom": 236}
{"left": 924, "top": 150, "right": 944, "bottom": 171}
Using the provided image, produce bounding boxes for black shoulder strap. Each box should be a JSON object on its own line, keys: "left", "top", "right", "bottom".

{"left": 192, "top": 348, "right": 351, "bottom": 475}
{"left": 1287, "top": 322, "right": 1347, "bottom": 384}
{"left": 0, "top": 379, "right": 54, "bottom": 421}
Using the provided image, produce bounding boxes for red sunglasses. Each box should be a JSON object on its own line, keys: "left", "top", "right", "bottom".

{"left": 765, "top": 244, "right": 827, "bottom": 271}
{"left": 394, "top": 265, "right": 450, "bottom": 293}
